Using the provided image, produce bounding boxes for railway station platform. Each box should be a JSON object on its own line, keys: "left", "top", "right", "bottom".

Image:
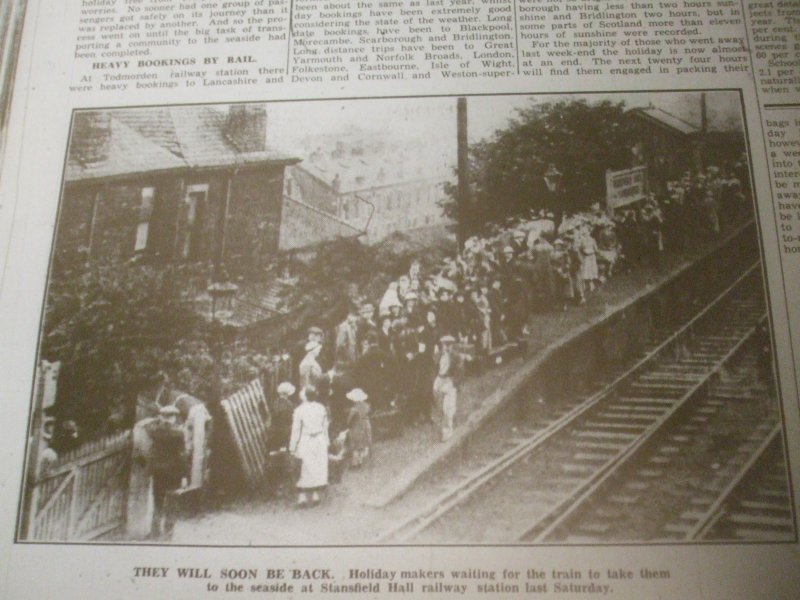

{"left": 171, "top": 220, "right": 761, "bottom": 545}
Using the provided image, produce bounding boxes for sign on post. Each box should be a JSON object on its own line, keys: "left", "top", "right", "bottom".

{"left": 605, "top": 166, "right": 648, "bottom": 211}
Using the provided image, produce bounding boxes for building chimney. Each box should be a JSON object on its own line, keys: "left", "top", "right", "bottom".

{"left": 225, "top": 104, "right": 267, "bottom": 153}
{"left": 72, "top": 111, "right": 112, "bottom": 164}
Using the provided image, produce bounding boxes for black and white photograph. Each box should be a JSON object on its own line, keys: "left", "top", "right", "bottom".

{"left": 17, "top": 90, "right": 795, "bottom": 546}
{"left": 0, "top": 0, "right": 28, "bottom": 158}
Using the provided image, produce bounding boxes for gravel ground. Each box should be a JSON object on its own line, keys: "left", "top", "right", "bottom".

{"left": 170, "top": 228, "right": 751, "bottom": 546}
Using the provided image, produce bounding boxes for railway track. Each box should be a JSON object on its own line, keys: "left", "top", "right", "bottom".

{"left": 530, "top": 343, "right": 784, "bottom": 542}
{"left": 695, "top": 427, "right": 794, "bottom": 542}
{"left": 378, "top": 262, "right": 779, "bottom": 544}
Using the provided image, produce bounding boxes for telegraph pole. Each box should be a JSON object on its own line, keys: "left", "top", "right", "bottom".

{"left": 456, "top": 97, "right": 469, "bottom": 249}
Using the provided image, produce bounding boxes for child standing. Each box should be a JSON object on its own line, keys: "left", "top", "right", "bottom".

{"left": 345, "top": 388, "right": 372, "bottom": 467}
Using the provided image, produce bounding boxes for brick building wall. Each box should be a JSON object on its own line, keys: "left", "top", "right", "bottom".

{"left": 56, "top": 164, "right": 287, "bottom": 270}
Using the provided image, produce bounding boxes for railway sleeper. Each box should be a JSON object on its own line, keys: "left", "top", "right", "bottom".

{"left": 581, "top": 421, "right": 647, "bottom": 432}
{"left": 739, "top": 500, "right": 792, "bottom": 513}
{"left": 596, "top": 411, "right": 658, "bottom": 422}
{"left": 573, "top": 451, "right": 617, "bottom": 462}
{"left": 680, "top": 510, "right": 710, "bottom": 521}
{"left": 615, "top": 395, "right": 676, "bottom": 404}
{"left": 690, "top": 496, "right": 715, "bottom": 507}
{"left": 607, "top": 494, "right": 639, "bottom": 505}
{"left": 574, "top": 440, "right": 628, "bottom": 451}
{"left": 638, "top": 374, "right": 705, "bottom": 385}
{"left": 604, "top": 407, "right": 665, "bottom": 418}
{"left": 727, "top": 514, "right": 794, "bottom": 529}
{"left": 635, "top": 469, "right": 663, "bottom": 478}
{"left": 624, "top": 481, "right": 649, "bottom": 491}
{"left": 561, "top": 463, "right": 596, "bottom": 475}
{"left": 627, "top": 382, "right": 692, "bottom": 394}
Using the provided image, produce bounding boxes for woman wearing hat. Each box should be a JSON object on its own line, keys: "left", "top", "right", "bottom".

{"left": 299, "top": 340, "right": 323, "bottom": 391}
{"left": 433, "top": 335, "right": 459, "bottom": 442}
{"left": 379, "top": 282, "right": 401, "bottom": 317}
{"left": 345, "top": 388, "right": 372, "bottom": 467}
{"left": 289, "top": 387, "right": 330, "bottom": 507}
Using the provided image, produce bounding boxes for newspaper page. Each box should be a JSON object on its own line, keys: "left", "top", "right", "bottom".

{"left": 0, "top": 0, "right": 798, "bottom": 598}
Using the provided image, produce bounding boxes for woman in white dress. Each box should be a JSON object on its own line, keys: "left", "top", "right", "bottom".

{"left": 579, "top": 228, "right": 599, "bottom": 293}
{"left": 298, "top": 341, "right": 323, "bottom": 391}
{"left": 289, "top": 387, "right": 330, "bottom": 507}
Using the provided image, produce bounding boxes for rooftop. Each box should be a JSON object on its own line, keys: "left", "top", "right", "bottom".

{"left": 66, "top": 105, "right": 299, "bottom": 183}
{"left": 626, "top": 105, "right": 701, "bottom": 136}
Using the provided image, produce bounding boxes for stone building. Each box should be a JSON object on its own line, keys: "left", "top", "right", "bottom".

{"left": 625, "top": 98, "right": 745, "bottom": 188}
{"left": 283, "top": 139, "right": 452, "bottom": 245}
{"left": 59, "top": 104, "right": 300, "bottom": 271}
{"left": 624, "top": 104, "right": 701, "bottom": 188}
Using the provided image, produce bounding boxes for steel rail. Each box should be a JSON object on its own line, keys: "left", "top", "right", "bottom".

{"left": 689, "top": 424, "right": 782, "bottom": 541}
{"left": 524, "top": 316, "right": 765, "bottom": 542}
{"left": 377, "top": 261, "right": 762, "bottom": 543}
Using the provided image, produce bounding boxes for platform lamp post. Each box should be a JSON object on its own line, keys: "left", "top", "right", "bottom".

{"left": 543, "top": 163, "right": 564, "bottom": 230}
{"left": 206, "top": 279, "right": 238, "bottom": 499}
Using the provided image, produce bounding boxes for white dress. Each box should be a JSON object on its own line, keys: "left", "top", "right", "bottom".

{"left": 298, "top": 353, "right": 323, "bottom": 390}
{"left": 290, "top": 401, "right": 329, "bottom": 489}
{"left": 580, "top": 235, "right": 599, "bottom": 281}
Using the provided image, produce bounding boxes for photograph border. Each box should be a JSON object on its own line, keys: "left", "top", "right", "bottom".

{"left": 13, "top": 87, "right": 798, "bottom": 549}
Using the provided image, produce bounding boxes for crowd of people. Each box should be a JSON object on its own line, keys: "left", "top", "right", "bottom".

{"left": 265, "top": 163, "right": 750, "bottom": 508}
{"left": 30, "top": 154, "right": 752, "bottom": 530}
{"left": 36, "top": 163, "right": 750, "bottom": 517}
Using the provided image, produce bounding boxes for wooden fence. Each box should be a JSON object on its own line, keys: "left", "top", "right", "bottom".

{"left": 220, "top": 378, "right": 272, "bottom": 490}
{"left": 24, "top": 430, "right": 131, "bottom": 541}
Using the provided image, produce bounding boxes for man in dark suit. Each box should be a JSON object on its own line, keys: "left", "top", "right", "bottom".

{"left": 144, "top": 405, "right": 186, "bottom": 539}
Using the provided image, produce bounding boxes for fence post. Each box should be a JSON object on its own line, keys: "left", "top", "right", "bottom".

{"left": 25, "top": 482, "right": 40, "bottom": 540}
{"left": 67, "top": 466, "right": 82, "bottom": 539}
{"left": 19, "top": 361, "right": 48, "bottom": 540}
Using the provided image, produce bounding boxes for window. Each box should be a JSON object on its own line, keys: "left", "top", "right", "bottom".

{"left": 183, "top": 184, "right": 209, "bottom": 259}
{"left": 135, "top": 187, "right": 155, "bottom": 252}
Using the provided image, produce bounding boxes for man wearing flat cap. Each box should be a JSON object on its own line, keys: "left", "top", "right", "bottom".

{"left": 143, "top": 404, "right": 187, "bottom": 539}
{"left": 335, "top": 305, "right": 361, "bottom": 368}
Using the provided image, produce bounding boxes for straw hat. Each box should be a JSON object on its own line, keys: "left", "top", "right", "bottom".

{"left": 346, "top": 388, "right": 369, "bottom": 402}
{"left": 277, "top": 382, "right": 296, "bottom": 396}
